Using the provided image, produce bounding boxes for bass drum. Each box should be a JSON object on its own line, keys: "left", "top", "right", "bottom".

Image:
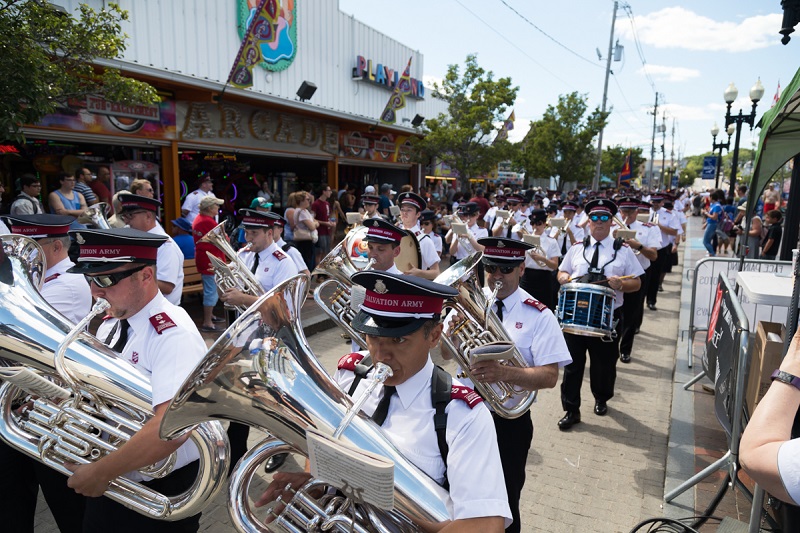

{"left": 343, "top": 223, "right": 421, "bottom": 272}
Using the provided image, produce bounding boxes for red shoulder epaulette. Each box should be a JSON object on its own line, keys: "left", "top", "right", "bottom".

{"left": 523, "top": 297, "right": 547, "bottom": 312}
{"left": 149, "top": 313, "right": 177, "bottom": 334}
{"left": 450, "top": 385, "right": 483, "bottom": 408}
{"left": 102, "top": 315, "right": 114, "bottom": 321}
{"left": 44, "top": 273, "right": 60, "bottom": 283}
{"left": 272, "top": 249, "right": 287, "bottom": 261}
{"left": 192, "top": 191, "right": 199, "bottom": 195}
{"left": 337, "top": 352, "right": 366, "bottom": 371}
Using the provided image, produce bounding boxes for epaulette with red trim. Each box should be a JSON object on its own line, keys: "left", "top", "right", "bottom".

{"left": 44, "top": 273, "right": 60, "bottom": 283}
{"left": 149, "top": 313, "right": 177, "bottom": 334}
{"left": 450, "top": 385, "right": 483, "bottom": 408}
{"left": 192, "top": 191, "right": 199, "bottom": 195}
{"left": 272, "top": 249, "right": 287, "bottom": 261}
{"left": 102, "top": 315, "right": 114, "bottom": 321}
{"left": 337, "top": 352, "right": 366, "bottom": 371}
{"left": 642, "top": 222, "right": 655, "bottom": 227}
{"left": 523, "top": 297, "right": 547, "bottom": 312}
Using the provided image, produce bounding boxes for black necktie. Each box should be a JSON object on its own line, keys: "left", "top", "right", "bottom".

{"left": 590, "top": 242, "right": 600, "bottom": 271}
{"left": 496, "top": 300, "right": 504, "bottom": 321}
{"left": 561, "top": 233, "right": 568, "bottom": 255}
{"left": 111, "top": 319, "right": 130, "bottom": 352}
{"left": 371, "top": 386, "right": 396, "bottom": 426}
{"left": 250, "top": 252, "right": 260, "bottom": 274}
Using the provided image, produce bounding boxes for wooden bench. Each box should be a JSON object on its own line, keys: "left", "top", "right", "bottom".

{"left": 182, "top": 258, "right": 204, "bottom": 297}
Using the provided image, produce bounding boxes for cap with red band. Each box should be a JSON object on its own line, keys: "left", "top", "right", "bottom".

{"left": 615, "top": 196, "right": 639, "bottom": 209}
{"left": 3, "top": 214, "right": 74, "bottom": 238}
{"left": 397, "top": 191, "right": 427, "bottom": 211}
{"left": 350, "top": 271, "right": 458, "bottom": 337}
{"left": 118, "top": 195, "right": 161, "bottom": 213}
{"left": 67, "top": 228, "right": 167, "bottom": 275}
{"left": 585, "top": 198, "right": 618, "bottom": 217}
{"left": 478, "top": 237, "right": 533, "bottom": 265}
{"left": 363, "top": 218, "right": 405, "bottom": 245}
{"left": 240, "top": 208, "right": 278, "bottom": 228}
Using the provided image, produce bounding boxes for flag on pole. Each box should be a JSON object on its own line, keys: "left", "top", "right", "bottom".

{"left": 493, "top": 110, "right": 516, "bottom": 143}
{"left": 772, "top": 81, "right": 781, "bottom": 108}
{"left": 226, "top": 0, "right": 279, "bottom": 89}
{"left": 618, "top": 149, "right": 632, "bottom": 187}
{"left": 379, "top": 57, "right": 413, "bottom": 124}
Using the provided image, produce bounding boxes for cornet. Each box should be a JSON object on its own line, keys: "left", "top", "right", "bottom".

{"left": 522, "top": 234, "right": 549, "bottom": 267}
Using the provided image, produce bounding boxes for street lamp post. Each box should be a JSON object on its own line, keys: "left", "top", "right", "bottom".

{"left": 723, "top": 79, "right": 765, "bottom": 199}
{"left": 710, "top": 122, "right": 735, "bottom": 190}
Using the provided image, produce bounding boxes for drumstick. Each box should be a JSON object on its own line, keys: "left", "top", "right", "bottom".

{"left": 566, "top": 274, "right": 636, "bottom": 284}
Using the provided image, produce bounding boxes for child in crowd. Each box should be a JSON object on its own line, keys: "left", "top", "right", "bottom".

{"left": 761, "top": 209, "right": 783, "bottom": 260}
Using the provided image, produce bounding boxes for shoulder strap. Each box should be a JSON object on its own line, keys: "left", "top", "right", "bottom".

{"left": 347, "top": 355, "right": 373, "bottom": 396}
{"left": 431, "top": 364, "right": 452, "bottom": 490}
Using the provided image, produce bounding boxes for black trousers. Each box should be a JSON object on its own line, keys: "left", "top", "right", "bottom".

{"left": 646, "top": 245, "right": 671, "bottom": 306}
{"left": 82, "top": 461, "right": 201, "bottom": 533}
{"left": 227, "top": 421, "right": 251, "bottom": 475}
{"left": 619, "top": 273, "right": 647, "bottom": 357}
{"left": 0, "top": 442, "right": 86, "bottom": 533}
{"left": 560, "top": 309, "right": 623, "bottom": 412}
{"left": 492, "top": 411, "right": 533, "bottom": 533}
{"left": 519, "top": 268, "right": 556, "bottom": 310}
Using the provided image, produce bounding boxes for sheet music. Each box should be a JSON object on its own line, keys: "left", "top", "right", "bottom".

{"left": 0, "top": 367, "right": 70, "bottom": 400}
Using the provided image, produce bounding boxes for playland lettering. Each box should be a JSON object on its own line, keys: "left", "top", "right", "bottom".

{"left": 352, "top": 55, "right": 425, "bottom": 99}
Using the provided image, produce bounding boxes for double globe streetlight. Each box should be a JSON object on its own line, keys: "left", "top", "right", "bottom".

{"left": 710, "top": 122, "right": 735, "bottom": 190}
{"left": 723, "top": 79, "right": 765, "bottom": 199}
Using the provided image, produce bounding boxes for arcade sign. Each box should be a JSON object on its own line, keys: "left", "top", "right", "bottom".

{"left": 352, "top": 55, "right": 424, "bottom": 99}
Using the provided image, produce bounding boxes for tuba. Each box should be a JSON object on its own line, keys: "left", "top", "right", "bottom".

{"left": 435, "top": 252, "right": 537, "bottom": 419}
{"left": 159, "top": 274, "right": 451, "bottom": 531}
{"left": 0, "top": 235, "right": 229, "bottom": 520}
{"left": 199, "top": 221, "right": 264, "bottom": 313}
{"left": 79, "top": 202, "right": 111, "bottom": 229}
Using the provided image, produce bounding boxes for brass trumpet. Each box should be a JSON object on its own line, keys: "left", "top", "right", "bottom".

{"left": 522, "top": 234, "right": 549, "bottom": 268}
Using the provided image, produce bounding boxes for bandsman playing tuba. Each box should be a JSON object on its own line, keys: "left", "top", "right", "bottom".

{"left": 443, "top": 238, "right": 572, "bottom": 533}
{"left": 257, "top": 271, "right": 512, "bottom": 532}
{"left": 63, "top": 228, "right": 208, "bottom": 533}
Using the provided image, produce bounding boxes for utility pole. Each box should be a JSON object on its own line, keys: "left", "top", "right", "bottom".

{"left": 660, "top": 112, "right": 667, "bottom": 190}
{"left": 592, "top": 0, "right": 619, "bottom": 191}
{"left": 647, "top": 92, "right": 659, "bottom": 192}
{"left": 670, "top": 118, "right": 675, "bottom": 182}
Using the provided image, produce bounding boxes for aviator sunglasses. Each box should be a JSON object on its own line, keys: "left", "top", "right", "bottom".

{"left": 484, "top": 264, "right": 517, "bottom": 274}
{"left": 589, "top": 214, "right": 611, "bottom": 222}
{"left": 85, "top": 264, "right": 147, "bottom": 288}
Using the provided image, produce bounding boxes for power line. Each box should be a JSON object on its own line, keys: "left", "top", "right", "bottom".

{"left": 497, "top": 0, "right": 602, "bottom": 69}
{"left": 452, "top": 0, "right": 575, "bottom": 89}
{"left": 621, "top": 3, "right": 657, "bottom": 93}
{"left": 610, "top": 72, "right": 650, "bottom": 129}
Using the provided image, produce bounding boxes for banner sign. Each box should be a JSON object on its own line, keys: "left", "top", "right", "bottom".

{"left": 702, "top": 156, "right": 717, "bottom": 180}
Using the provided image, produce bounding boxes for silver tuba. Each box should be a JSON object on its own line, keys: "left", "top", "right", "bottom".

{"left": 312, "top": 229, "right": 374, "bottom": 350}
{"left": 0, "top": 234, "right": 229, "bottom": 520}
{"left": 435, "top": 252, "right": 537, "bottom": 419}
{"left": 199, "top": 221, "right": 264, "bottom": 313}
{"left": 79, "top": 202, "right": 111, "bottom": 229}
{"left": 160, "top": 273, "right": 451, "bottom": 532}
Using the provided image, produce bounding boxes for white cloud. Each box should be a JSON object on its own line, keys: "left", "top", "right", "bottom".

{"left": 640, "top": 65, "right": 700, "bottom": 82}
{"left": 423, "top": 74, "right": 444, "bottom": 90}
{"left": 618, "top": 7, "right": 782, "bottom": 52}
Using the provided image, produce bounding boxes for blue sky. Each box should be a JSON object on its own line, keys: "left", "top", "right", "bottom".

{"left": 339, "top": 0, "right": 793, "bottom": 162}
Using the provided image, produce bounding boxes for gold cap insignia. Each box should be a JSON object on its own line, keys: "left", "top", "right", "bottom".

{"left": 374, "top": 279, "right": 389, "bottom": 294}
{"left": 372, "top": 220, "right": 379, "bottom": 226}
{"left": 496, "top": 240, "right": 505, "bottom": 248}
{"left": 75, "top": 233, "right": 85, "bottom": 245}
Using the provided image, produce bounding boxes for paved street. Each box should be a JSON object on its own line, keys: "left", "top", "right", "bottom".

{"left": 32, "top": 215, "right": 749, "bottom": 532}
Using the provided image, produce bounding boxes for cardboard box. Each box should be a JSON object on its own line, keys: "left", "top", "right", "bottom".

{"left": 746, "top": 321, "right": 786, "bottom": 415}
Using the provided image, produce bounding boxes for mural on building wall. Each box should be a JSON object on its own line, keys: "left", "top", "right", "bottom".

{"left": 34, "top": 97, "right": 176, "bottom": 138}
{"left": 338, "top": 130, "right": 413, "bottom": 164}
{"left": 237, "top": 0, "right": 297, "bottom": 73}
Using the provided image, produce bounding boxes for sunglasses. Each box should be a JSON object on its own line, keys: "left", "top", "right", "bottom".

{"left": 85, "top": 264, "right": 146, "bottom": 288}
{"left": 589, "top": 214, "right": 611, "bottom": 222}
{"left": 484, "top": 264, "right": 517, "bottom": 274}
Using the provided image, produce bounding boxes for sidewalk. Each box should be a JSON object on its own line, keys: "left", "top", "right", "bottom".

{"left": 31, "top": 216, "right": 751, "bottom": 532}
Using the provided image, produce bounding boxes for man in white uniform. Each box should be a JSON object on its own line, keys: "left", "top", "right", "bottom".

{"left": 180, "top": 176, "right": 217, "bottom": 223}
{"left": 63, "top": 228, "right": 207, "bottom": 532}
{"left": 644, "top": 193, "right": 682, "bottom": 311}
{"left": 555, "top": 201, "right": 584, "bottom": 257}
{"left": 420, "top": 209, "right": 443, "bottom": 258}
{"left": 557, "top": 199, "right": 644, "bottom": 429}
{"left": 258, "top": 271, "right": 512, "bottom": 532}
{"left": 119, "top": 195, "right": 184, "bottom": 305}
{"left": 396, "top": 191, "right": 440, "bottom": 280}
{"left": 492, "top": 194, "right": 525, "bottom": 239}
{"left": 449, "top": 202, "right": 488, "bottom": 261}
{"left": 360, "top": 193, "right": 383, "bottom": 220}
{"left": 444, "top": 237, "right": 571, "bottom": 533}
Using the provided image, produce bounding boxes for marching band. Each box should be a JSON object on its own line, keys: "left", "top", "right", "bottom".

{"left": 0, "top": 185, "right": 690, "bottom": 533}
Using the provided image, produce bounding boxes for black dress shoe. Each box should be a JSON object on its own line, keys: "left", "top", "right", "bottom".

{"left": 594, "top": 402, "right": 608, "bottom": 416}
{"left": 634, "top": 327, "right": 640, "bottom": 334}
{"left": 264, "top": 452, "right": 288, "bottom": 473}
{"left": 620, "top": 353, "right": 631, "bottom": 363}
{"left": 647, "top": 303, "right": 657, "bottom": 311}
{"left": 558, "top": 411, "right": 581, "bottom": 430}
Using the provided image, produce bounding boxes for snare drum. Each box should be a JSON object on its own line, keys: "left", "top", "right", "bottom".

{"left": 556, "top": 282, "right": 616, "bottom": 337}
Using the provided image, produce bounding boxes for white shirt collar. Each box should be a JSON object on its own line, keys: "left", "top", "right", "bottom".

{"left": 394, "top": 356, "right": 433, "bottom": 409}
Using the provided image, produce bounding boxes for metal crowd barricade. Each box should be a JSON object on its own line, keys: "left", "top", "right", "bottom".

{"left": 684, "top": 257, "right": 791, "bottom": 375}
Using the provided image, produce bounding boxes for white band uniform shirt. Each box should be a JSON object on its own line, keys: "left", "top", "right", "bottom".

{"left": 238, "top": 241, "right": 299, "bottom": 292}
{"left": 449, "top": 223, "right": 488, "bottom": 260}
{"left": 557, "top": 217, "right": 585, "bottom": 253}
{"left": 181, "top": 189, "right": 217, "bottom": 223}
{"left": 559, "top": 234, "right": 645, "bottom": 308}
{"left": 650, "top": 207, "right": 683, "bottom": 248}
{"left": 276, "top": 237, "right": 307, "bottom": 273}
{"left": 146, "top": 223, "right": 185, "bottom": 305}
{"left": 428, "top": 230, "right": 443, "bottom": 255}
{"left": 407, "top": 222, "right": 439, "bottom": 270}
{"left": 523, "top": 232, "right": 561, "bottom": 271}
{"left": 42, "top": 257, "right": 92, "bottom": 324}
{"left": 777, "top": 438, "right": 800, "bottom": 505}
{"left": 333, "top": 357, "right": 512, "bottom": 527}
{"left": 96, "top": 292, "right": 206, "bottom": 482}
{"left": 627, "top": 220, "right": 662, "bottom": 270}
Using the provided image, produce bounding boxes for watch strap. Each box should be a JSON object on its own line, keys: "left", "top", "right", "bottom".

{"left": 771, "top": 369, "right": 800, "bottom": 390}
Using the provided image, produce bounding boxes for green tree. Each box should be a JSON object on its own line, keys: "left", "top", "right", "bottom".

{"left": 514, "top": 92, "right": 608, "bottom": 191}
{"left": 600, "top": 145, "right": 646, "bottom": 182}
{"left": 411, "top": 54, "right": 518, "bottom": 190}
{"left": 0, "top": 1, "right": 159, "bottom": 142}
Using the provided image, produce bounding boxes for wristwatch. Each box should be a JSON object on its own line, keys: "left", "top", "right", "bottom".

{"left": 771, "top": 369, "right": 800, "bottom": 391}
{"left": 637, "top": 244, "right": 644, "bottom": 251}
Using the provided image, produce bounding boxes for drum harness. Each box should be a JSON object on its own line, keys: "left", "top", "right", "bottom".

{"left": 578, "top": 235, "right": 624, "bottom": 341}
